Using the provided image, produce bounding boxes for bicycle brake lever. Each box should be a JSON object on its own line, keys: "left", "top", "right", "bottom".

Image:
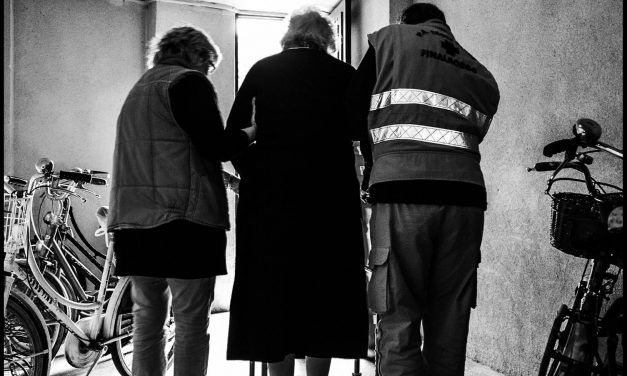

{"left": 80, "top": 187, "right": 101, "bottom": 199}
{"left": 54, "top": 187, "right": 87, "bottom": 202}
{"left": 73, "top": 191, "right": 88, "bottom": 203}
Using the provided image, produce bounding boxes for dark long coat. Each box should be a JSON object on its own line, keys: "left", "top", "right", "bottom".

{"left": 225, "top": 48, "right": 369, "bottom": 362}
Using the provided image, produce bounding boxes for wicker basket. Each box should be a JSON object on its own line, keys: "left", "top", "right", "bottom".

{"left": 550, "top": 192, "right": 623, "bottom": 259}
{"left": 4, "top": 192, "right": 31, "bottom": 262}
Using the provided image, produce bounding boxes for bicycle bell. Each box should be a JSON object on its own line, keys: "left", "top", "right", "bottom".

{"left": 572, "top": 118, "right": 602, "bottom": 146}
{"left": 35, "top": 157, "right": 54, "bottom": 174}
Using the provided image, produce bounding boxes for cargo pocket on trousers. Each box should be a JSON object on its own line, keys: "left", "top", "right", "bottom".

{"left": 367, "top": 246, "right": 390, "bottom": 314}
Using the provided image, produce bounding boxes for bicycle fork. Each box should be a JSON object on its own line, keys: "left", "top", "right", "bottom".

{"left": 554, "top": 260, "right": 610, "bottom": 375}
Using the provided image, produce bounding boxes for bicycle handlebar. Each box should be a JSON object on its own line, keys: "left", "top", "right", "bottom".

{"left": 59, "top": 170, "right": 107, "bottom": 186}
{"left": 22, "top": 158, "right": 109, "bottom": 200}
{"left": 529, "top": 119, "right": 623, "bottom": 197}
{"left": 527, "top": 162, "right": 562, "bottom": 172}
{"left": 595, "top": 141, "right": 623, "bottom": 159}
{"left": 542, "top": 139, "right": 576, "bottom": 158}
{"left": 542, "top": 119, "right": 623, "bottom": 159}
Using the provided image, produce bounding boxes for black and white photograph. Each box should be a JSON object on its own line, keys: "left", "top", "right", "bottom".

{"left": 3, "top": 1, "right": 623, "bottom": 376}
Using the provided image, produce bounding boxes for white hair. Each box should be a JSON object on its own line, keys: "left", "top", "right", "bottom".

{"left": 280, "top": 7, "right": 336, "bottom": 53}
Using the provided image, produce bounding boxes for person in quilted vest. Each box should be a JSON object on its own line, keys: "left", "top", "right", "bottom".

{"left": 108, "top": 26, "right": 252, "bottom": 376}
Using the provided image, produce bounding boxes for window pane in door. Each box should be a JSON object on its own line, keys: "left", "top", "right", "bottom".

{"left": 236, "top": 16, "right": 286, "bottom": 89}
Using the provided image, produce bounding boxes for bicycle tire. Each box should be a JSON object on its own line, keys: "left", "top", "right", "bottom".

{"left": 104, "top": 277, "right": 175, "bottom": 376}
{"left": 13, "top": 269, "right": 73, "bottom": 359}
{"left": 4, "top": 290, "right": 52, "bottom": 376}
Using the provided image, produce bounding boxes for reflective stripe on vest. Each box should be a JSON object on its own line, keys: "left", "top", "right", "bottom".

{"left": 370, "top": 124, "right": 479, "bottom": 153}
{"left": 370, "top": 88, "right": 492, "bottom": 136}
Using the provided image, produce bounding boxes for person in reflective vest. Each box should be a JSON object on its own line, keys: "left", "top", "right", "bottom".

{"left": 348, "top": 3, "right": 500, "bottom": 376}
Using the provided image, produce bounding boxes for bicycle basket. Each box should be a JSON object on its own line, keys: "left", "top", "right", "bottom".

{"left": 550, "top": 192, "right": 623, "bottom": 259}
{"left": 4, "top": 192, "right": 31, "bottom": 255}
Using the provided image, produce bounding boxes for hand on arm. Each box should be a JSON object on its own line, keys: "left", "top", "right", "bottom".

{"left": 347, "top": 44, "right": 377, "bottom": 193}
{"left": 240, "top": 97, "right": 257, "bottom": 142}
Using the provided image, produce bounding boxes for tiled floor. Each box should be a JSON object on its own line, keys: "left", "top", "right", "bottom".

{"left": 50, "top": 312, "right": 504, "bottom": 376}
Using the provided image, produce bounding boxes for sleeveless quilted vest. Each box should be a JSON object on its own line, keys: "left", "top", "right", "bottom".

{"left": 108, "top": 64, "right": 229, "bottom": 231}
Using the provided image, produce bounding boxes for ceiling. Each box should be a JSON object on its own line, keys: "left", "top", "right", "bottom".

{"left": 199, "top": 0, "right": 341, "bottom": 14}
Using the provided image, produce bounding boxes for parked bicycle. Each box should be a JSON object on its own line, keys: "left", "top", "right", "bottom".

{"left": 6, "top": 163, "right": 110, "bottom": 360}
{"left": 528, "top": 119, "right": 623, "bottom": 376}
{"left": 3, "top": 158, "right": 175, "bottom": 376}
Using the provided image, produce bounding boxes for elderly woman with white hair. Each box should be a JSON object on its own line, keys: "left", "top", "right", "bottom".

{"left": 224, "top": 7, "right": 369, "bottom": 376}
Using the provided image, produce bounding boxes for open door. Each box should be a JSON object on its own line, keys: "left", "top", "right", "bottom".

{"left": 329, "top": 0, "right": 351, "bottom": 65}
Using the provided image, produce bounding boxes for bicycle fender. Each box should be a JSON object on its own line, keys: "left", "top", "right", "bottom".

{"left": 102, "top": 276, "right": 132, "bottom": 340}
{"left": 9, "top": 289, "right": 53, "bottom": 362}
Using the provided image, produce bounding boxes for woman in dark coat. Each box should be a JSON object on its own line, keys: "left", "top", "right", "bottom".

{"left": 225, "top": 7, "right": 369, "bottom": 376}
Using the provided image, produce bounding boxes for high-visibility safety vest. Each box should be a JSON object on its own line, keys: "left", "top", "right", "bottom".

{"left": 367, "top": 20, "right": 500, "bottom": 189}
{"left": 108, "top": 64, "right": 229, "bottom": 232}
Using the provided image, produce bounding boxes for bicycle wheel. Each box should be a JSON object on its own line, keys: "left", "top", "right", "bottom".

{"left": 14, "top": 268, "right": 74, "bottom": 359}
{"left": 104, "top": 277, "right": 175, "bottom": 376}
{"left": 3, "top": 291, "right": 51, "bottom": 376}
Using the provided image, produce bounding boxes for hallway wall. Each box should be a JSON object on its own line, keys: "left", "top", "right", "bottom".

{"left": 350, "top": 1, "right": 623, "bottom": 375}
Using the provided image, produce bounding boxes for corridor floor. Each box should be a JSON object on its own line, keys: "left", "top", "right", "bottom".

{"left": 50, "top": 311, "right": 504, "bottom": 376}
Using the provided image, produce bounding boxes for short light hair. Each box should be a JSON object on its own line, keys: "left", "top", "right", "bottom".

{"left": 146, "top": 25, "right": 222, "bottom": 72}
{"left": 280, "top": 7, "right": 336, "bottom": 53}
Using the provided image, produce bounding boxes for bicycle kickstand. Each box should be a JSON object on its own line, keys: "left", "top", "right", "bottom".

{"left": 84, "top": 345, "right": 108, "bottom": 376}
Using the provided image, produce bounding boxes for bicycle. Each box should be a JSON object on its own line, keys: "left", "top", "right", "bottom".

{"left": 4, "top": 158, "right": 175, "bottom": 376}
{"left": 6, "top": 163, "right": 110, "bottom": 359}
{"left": 528, "top": 118, "right": 623, "bottom": 376}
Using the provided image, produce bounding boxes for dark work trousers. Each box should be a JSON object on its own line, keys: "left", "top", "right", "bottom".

{"left": 367, "top": 203, "right": 483, "bottom": 376}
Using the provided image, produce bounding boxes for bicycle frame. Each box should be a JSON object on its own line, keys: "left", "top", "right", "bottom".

{"left": 34, "top": 184, "right": 108, "bottom": 299}
{"left": 34, "top": 208, "right": 99, "bottom": 302}
{"left": 9, "top": 232, "right": 124, "bottom": 346}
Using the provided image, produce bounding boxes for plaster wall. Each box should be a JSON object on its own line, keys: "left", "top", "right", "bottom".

{"left": 349, "top": 0, "right": 388, "bottom": 65}
{"left": 350, "top": 1, "right": 623, "bottom": 374}
{"left": 4, "top": 0, "right": 14, "bottom": 175}
{"left": 433, "top": 2, "right": 622, "bottom": 374}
